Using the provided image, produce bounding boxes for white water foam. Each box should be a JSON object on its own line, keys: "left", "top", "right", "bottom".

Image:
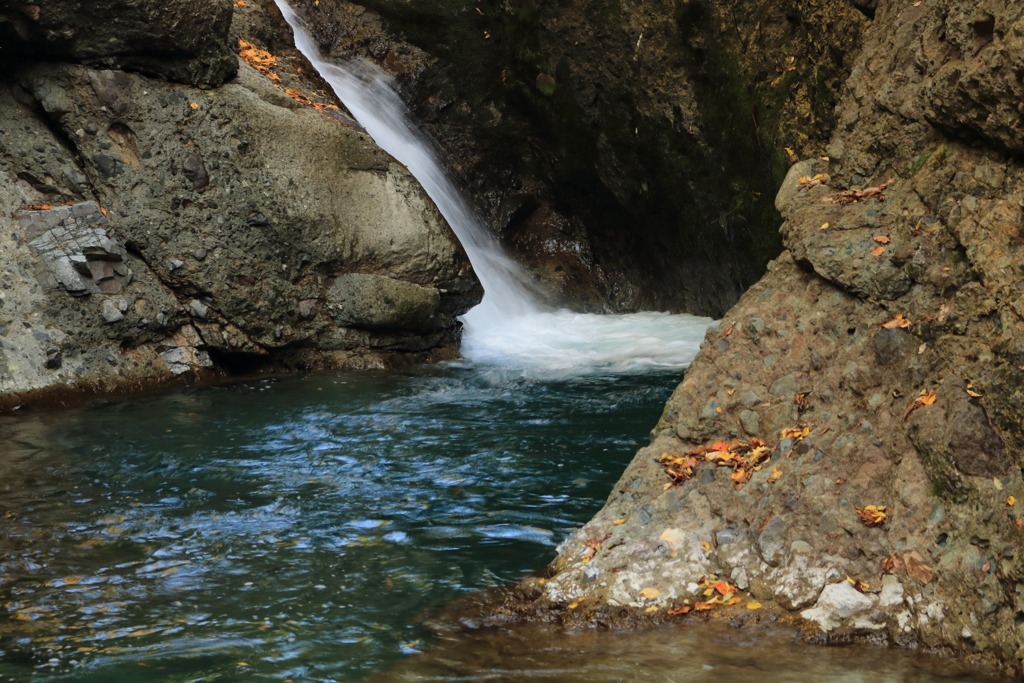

{"left": 275, "top": 0, "right": 715, "bottom": 375}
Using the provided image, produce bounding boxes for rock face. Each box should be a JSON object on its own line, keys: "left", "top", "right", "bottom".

{"left": 506, "top": 0, "right": 1024, "bottom": 675}
{"left": 0, "top": 0, "right": 481, "bottom": 410}
{"left": 291, "top": 0, "right": 865, "bottom": 315}
{"left": 0, "top": 0, "right": 238, "bottom": 86}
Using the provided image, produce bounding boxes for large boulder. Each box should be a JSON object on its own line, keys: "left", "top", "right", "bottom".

{"left": 0, "top": 3, "right": 482, "bottom": 409}
{"left": 504, "top": 0, "right": 1024, "bottom": 676}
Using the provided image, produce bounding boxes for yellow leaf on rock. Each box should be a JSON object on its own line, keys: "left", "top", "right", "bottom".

{"left": 639, "top": 587, "right": 660, "bottom": 600}
{"left": 819, "top": 222, "right": 829, "bottom": 231}
{"left": 855, "top": 504, "right": 888, "bottom": 527}
{"left": 64, "top": 576, "right": 81, "bottom": 585}
{"left": 613, "top": 518, "right": 626, "bottom": 525}
{"left": 1007, "top": 496, "right": 1016, "bottom": 506}
{"left": 769, "top": 465, "right": 783, "bottom": 483}
{"left": 746, "top": 602, "right": 762, "bottom": 610}
{"left": 702, "top": 542, "right": 710, "bottom": 551}
{"left": 644, "top": 605, "right": 659, "bottom": 612}
{"left": 189, "top": 102, "right": 198, "bottom": 110}
{"left": 881, "top": 313, "right": 913, "bottom": 329}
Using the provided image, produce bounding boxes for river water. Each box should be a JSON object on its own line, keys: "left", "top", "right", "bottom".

{"left": 0, "top": 334, "right": 1003, "bottom": 683}
{"left": 0, "top": 317, "right": 709, "bottom": 682}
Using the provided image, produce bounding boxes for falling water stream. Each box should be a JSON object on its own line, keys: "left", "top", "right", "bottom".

{"left": 0, "top": 7, "right": 1005, "bottom": 682}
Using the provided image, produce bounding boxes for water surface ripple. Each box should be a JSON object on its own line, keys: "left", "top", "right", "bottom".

{"left": 0, "top": 366, "right": 683, "bottom": 681}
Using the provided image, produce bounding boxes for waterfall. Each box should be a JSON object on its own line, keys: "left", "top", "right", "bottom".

{"left": 274, "top": 0, "right": 539, "bottom": 328}
{"left": 273, "top": 0, "right": 714, "bottom": 376}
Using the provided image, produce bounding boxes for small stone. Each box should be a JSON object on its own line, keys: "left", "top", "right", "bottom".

{"left": 246, "top": 212, "right": 268, "bottom": 227}
{"left": 169, "top": 259, "right": 184, "bottom": 271}
{"left": 757, "top": 515, "right": 787, "bottom": 566}
{"left": 745, "top": 317, "right": 765, "bottom": 337}
{"left": 770, "top": 374, "right": 797, "bottom": 399}
{"left": 188, "top": 299, "right": 208, "bottom": 319}
{"left": 297, "top": 299, "right": 318, "bottom": 319}
{"left": 740, "top": 409, "right": 760, "bottom": 436}
{"left": 879, "top": 574, "right": 904, "bottom": 607}
{"left": 800, "top": 581, "right": 875, "bottom": 631}
{"left": 193, "top": 248, "right": 207, "bottom": 261}
{"left": 44, "top": 345, "right": 61, "bottom": 369}
{"left": 637, "top": 503, "right": 654, "bottom": 526}
{"left": 716, "top": 526, "right": 737, "bottom": 545}
{"left": 101, "top": 299, "right": 124, "bottom": 323}
{"left": 790, "top": 540, "right": 812, "bottom": 555}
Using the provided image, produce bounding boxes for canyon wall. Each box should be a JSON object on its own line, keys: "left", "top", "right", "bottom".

{"left": 291, "top": 0, "right": 866, "bottom": 315}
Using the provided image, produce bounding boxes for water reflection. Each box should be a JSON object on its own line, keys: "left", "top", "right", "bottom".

{"left": 370, "top": 617, "right": 1001, "bottom": 682}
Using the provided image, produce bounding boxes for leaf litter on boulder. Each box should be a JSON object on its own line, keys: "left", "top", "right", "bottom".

{"left": 855, "top": 504, "right": 888, "bottom": 527}
{"left": 661, "top": 425, "right": 811, "bottom": 488}
{"left": 830, "top": 178, "right": 895, "bottom": 205}
{"left": 902, "top": 389, "right": 937, "bottom": 419}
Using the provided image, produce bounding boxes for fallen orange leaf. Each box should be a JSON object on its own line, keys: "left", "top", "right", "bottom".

{"left": 746, "top": 601, "right": 762, "bottom": 610}
{"left": 1007, "top": 496, "right": 1016, "bottom": 507}
{"left": 881, "top": 313, "right": 912, "bottom": 329}
{"left": 872, "top": 235, "right": 891, "bottom": 244}
{"left": 613, "top": 518, "right": 626, "bottom": 525}
{"left": 667, "top": 604, "right": 691, "bottom": 615}
{"left": 871, "top": 246, "right": 885, "bottom": 257}
{"left": 189, "top": 102, "right": 198, "bottom": 109}
{"left": 855, "top": 504, "right": 888, "bottom": 527}
{"left": 768, "top": 465, "right": 783, "bottom": 483}
{"left": 638, "top": 587, "right": 660, "bottom": 600}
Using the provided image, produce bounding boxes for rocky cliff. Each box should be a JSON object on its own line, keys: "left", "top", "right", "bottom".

{"left": 506, "top": 0, "right": 1024, "bottom": 675}
{"left": 290, "top": 0, "right": 865, "bottom": 315}
{"left": 0, "top": 0, "right": 481, "bottom": 411}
